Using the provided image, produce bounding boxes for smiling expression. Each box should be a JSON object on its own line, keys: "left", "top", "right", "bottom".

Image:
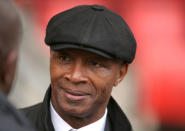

{"left": 50, "top": 49, "right": 128, "bottom": 125}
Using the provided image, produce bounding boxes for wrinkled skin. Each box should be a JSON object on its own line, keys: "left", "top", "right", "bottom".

{"left": 50, "top": 49, "right": 128, "bottom": 128}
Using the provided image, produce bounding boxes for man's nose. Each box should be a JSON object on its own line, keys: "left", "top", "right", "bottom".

{"left": 64, "top": 61, "right": 88, "bottom": 84}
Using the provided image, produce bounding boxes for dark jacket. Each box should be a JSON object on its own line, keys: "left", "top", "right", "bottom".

{"left": 0, "top": 92, "right": 35, "bottom": 131}
{"left": 21, "top": 87, "right": 132, "bottom": 131}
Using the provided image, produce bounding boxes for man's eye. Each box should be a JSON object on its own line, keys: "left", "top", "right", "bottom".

{"left": 60, "top": 55, "right": 70, "bottom": 61}
{"left": 92, "top": 61, "right": 103, "bottom": 67}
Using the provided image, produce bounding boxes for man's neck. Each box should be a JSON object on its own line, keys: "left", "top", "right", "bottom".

{"left": 50, "top": 101, "right": 107, "bottom": 130}
{"left": 58, "top": 112, "right": 104, "bottom": 129}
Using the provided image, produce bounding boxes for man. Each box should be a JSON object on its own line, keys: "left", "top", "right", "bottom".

{"left": 22, "top": 5, "right": 136, "bottom": 131}
{"left": 0, "top": 0, "right": 35, "bottom": 131}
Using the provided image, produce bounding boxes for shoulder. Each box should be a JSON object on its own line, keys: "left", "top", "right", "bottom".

{"left": 107, "top": 96, "right": 132, "bottom": 131}
{"left": 0, "top": 93, "right": 35, "bottom": 131}
{"left": 20, "top": 103, "right": 43, "bottom": 124}
{"left": 21, "top": 103, "right": 42, "bottom": 114}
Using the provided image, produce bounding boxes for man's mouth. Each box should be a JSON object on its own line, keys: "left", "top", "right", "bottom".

{"left": 64, "top": 89, "right": 90, "bottom": 101}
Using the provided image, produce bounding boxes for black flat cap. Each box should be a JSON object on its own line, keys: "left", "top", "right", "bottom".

{"left": 45, "top": 5, "right": 136, "bottom": 63}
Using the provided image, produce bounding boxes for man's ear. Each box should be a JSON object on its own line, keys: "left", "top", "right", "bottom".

{"left": 1, "top": 50, "right": 18, "bottom": 95}
{"left": 114, "top": 64, "right": 128, "bottom": 87}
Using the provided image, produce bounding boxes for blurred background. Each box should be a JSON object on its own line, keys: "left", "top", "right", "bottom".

{"left": 9, "top": 0, "right": 185, "bottom": 130}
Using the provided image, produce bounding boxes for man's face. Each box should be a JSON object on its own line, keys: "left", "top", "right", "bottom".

{"left": 50, "top": 49, "right": 127, "bottom": 121}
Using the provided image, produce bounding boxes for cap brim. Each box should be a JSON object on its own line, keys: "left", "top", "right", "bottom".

{"left": 50, "top": 43, "right": 113, "bottom": 59}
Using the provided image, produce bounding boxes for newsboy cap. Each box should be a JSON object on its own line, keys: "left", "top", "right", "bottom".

{"left": 45, "top": 5, "right": 136, "bottom": 63}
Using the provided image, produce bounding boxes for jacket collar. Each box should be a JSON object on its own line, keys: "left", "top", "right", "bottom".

{"left": 40, "top": 87, "right": 55, "bottom": 131}
{"left": 107, "top": 97, "right": 132, "bottom": 131}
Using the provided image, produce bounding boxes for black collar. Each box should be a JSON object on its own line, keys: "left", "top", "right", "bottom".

{"left": 40, "top": 87, "right": 55, "bottom": 131}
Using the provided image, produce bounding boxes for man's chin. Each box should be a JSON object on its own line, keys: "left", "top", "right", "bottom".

{"left": 62, "top": 105, "right": 92, "bottom": 118}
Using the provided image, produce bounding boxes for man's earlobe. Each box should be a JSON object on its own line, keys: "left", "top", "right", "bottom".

{"left": 113, "top": 81, "right": 119, "bottom": 87}
{"left": 114, "top": 64, "right": 128, "bottom": 87}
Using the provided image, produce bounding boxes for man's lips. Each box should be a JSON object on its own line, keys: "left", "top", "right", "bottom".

{"left": 63, "top": 89, "right": 90, "bottom": 101}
